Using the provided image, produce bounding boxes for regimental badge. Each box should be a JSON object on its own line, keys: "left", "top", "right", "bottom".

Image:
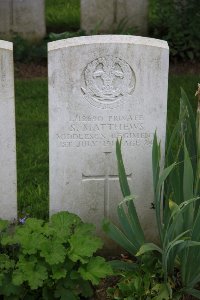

{"left": 81, "top": 56, "right": 136, "bottom": 109}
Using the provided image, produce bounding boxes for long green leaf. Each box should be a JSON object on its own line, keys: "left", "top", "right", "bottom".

{"left": 116, "top": 139, "right": 131, "bottom": 197}
{"left": 117, "top": 204, "right": 141, "bottom": 250}
{"left": 109, "top": 260, "right": 137, "bottom": 272}
{"left": 136, "top": 243, "right": 162, "bottom": 256}
{"left": 116, "top": 139, "right": 145, "bottom": 245}
{"left": 164, "top": 197, "right": 200, "bottom": 249}
{"left": 155, "top": 162, "right": 176, "bottom": 242}
{"left": 183, "top": 141, "right": 194, "bottom": 202}
{"left": 165, "top": 108, "right": 187, "bottom": 166}
{"left": 184, "top": 288, "right": 200, "bottom": 299}
{"left": 181, "top": 87, "right": 196, "bottom": 144}
{"left": 102, "top": 219, "right": 137, "bottom": 255}
{"left": 183, "top": 142, "right": 194, "bottom": 230}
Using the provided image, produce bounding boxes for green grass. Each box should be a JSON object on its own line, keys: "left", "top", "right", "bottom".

{"left": 15, "top": 75, "right": 200, "bottom": 219}
{"left": 46, "top": 0, "right": 80, "bottom": 32}
{"left": 15, "top": 79, "right": 48, "bottom": 220}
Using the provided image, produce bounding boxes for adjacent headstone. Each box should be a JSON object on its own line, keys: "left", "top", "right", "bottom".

{"left": 81, "top": 0, "right": 148, "bottom": 35}
{"left": 0, "top": 40, "right": 17, "bottom": 220}
{"left": 48, "top": 35, "right": 169, "bottom": 249}
{"left": 0, "top": 0, "right": 46, "bottom": 41}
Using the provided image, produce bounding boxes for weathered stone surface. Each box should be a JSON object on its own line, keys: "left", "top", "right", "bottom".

{"left": 48, "top": 35, "right": 169, "bottom": 249}
{"left": 0, "top": 40, "right": 17, "bottom": 220}
{"left": 81, "top": 0, "right": 148, "bottom": 35}
{"left": 0, "top": 0, "right": 46, "bottom": 41}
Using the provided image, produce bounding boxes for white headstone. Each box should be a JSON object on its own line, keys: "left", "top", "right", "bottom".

{"left": 48, "top": 35, "right": 169, "bottom": 249}
{"left": 0, "top": 40, "right": 17, "bottom": 220}
{"left": 0, "top": 0, "right": 46, "bottom": 41}
{"left": 81, "top": 0, "right": 148, "bottom": 35}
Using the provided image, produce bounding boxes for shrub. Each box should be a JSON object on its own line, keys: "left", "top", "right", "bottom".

{"left": 0, "top": 211, "right": 112, "bottom": 299}
{"left": 149, "top": 0, "right": 200, "bottom": 60}
{"left": 104, "top": 85, "right": 200, "bottom": 299}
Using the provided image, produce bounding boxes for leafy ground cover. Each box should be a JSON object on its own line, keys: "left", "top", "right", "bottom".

{"left": 15, "top": 74, "right": 200, "bottom": 219}
{"left": 0, "top": 212, "right": 112, "bottom": 299}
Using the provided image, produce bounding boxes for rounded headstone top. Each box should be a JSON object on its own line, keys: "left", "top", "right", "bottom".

{"left": 48, "top": 35, "right": 168, "bottom": 52}
{"left": 0, "top": 40, "right": 13, "bottom": 51}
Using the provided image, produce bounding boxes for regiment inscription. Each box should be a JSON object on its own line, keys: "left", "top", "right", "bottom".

{"left": 56, "top": 113, "right": 153, "bottom": 148}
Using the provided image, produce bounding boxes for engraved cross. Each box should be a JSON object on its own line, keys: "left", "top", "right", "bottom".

{"left": 82, "top": 152, "right": 132, "bottom": 218}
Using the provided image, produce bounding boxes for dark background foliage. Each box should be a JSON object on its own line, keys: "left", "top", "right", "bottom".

{"left": 149, "top": 0, "right": 200, "bottom": 60}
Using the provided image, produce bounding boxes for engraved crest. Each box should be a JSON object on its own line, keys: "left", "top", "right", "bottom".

{"left": 81, "top": 56, "right": 136, "bottom": 109}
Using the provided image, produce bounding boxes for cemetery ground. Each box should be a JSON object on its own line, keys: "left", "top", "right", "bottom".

{"left": 15, "top": 73, "right": 199, "bottom": 220}
{"left": 13, "top": 71, "right": 199, "bottom": 300}
{"left": 0, "top": 1, "right": 199, "bottom": 299}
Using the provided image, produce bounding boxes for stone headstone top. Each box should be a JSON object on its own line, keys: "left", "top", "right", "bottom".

{"left": 48, "top": 35, "right": 168, "bottom": 51}
{"left": 0, "top": 40, "right": 17, "bottom": 220}
{"left": 81, "top": 0, "right": 148, "bottom": 35}
{"left": 0, "top": 40, "right": 13, "bottom": 50}
{"left": 0, "top": 0, "right": 46, "bottom": 41}
{"left": 48, "top": 35, "right": 169, "bottom": 251}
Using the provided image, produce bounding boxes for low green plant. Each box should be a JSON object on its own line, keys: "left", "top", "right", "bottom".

{"left": 0, "top": 211, "right": 112, "bottom": 299}
{"left": 13, "top": 36, "right": 47, "bottom": 63}
{"left": 108, "top": 255, "right": 167, "bottom": 300}
{"left": 104, "top": 85, "right": 200, "bottom": 299}
{"left": 13, "top": 31, "right": 85, "bottom": 63}
{"left": 149, "top": 0, "right": 200, "bottom": 60}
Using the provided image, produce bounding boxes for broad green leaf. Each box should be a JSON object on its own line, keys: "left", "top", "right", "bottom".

{"left": 22, "top": 218, "right": 44, "bottom": 233}
{"left": 68, "top": 223, "right": 103, "bottom": 263}
{"left": 50, "top": 211, "right": 82, "bottom": 241}
{"left": 0, "top": 273, "right": 23, "bottom": 297}
{"left": 40, "top": 238, "right": 66, "bottom": 265}
{"left": 51, "top": 264, "right": 68, "bottom": 280}
{"left": 78, "top": 256, "right": 113, "bottom": 285}
{"left": 13, "top": 257, "right": 48, "bottom": 289}
{"left": 0, "top": 254, "right": 15, "bottom": 270}
{"left": 54, "top": 287, "right": 78, "bottom": 300}
{"left": 79, "top": 280, "right": 93, "bottom": 298}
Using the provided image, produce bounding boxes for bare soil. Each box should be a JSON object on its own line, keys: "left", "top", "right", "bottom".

{"left": 15, "top": 61, "right": 200, "bottom": 79}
